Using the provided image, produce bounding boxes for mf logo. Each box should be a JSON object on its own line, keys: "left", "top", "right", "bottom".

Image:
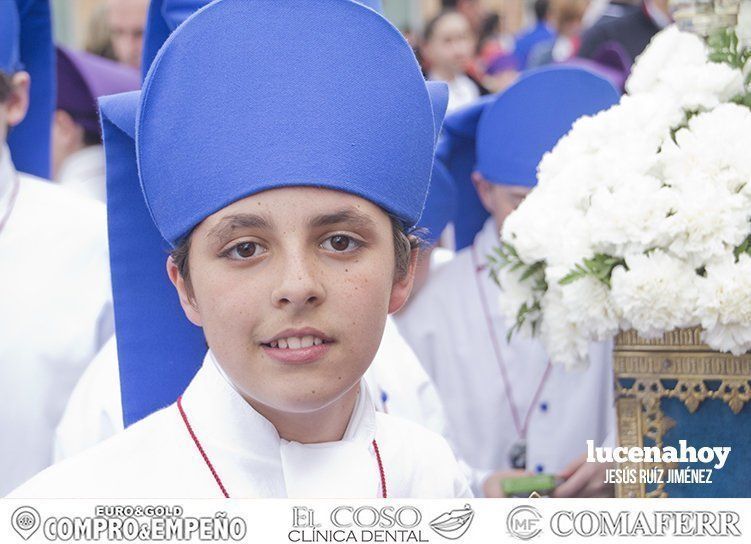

{"left": 506, "top": 505, "right": 543, "bottom": 540}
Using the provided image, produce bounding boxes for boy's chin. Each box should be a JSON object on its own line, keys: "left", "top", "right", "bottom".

{"left": 274, "top": 386, "right": 357, "bottom": 414}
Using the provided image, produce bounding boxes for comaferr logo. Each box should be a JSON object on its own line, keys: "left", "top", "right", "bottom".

{"left": 507, "top": 505, "right": 543, "bottom": 540}
{"left": 550, "top": 510, "right": 742, "bottom": 537}
{"left": 505, "top": 506, "right": 743, "bottom": 539}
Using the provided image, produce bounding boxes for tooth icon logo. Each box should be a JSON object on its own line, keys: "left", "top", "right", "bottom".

{"left": 429, "top": 504, "right": 475, "bottom": 540}
{"left": 11, "top": 506, "right": 41, "bottom": 541}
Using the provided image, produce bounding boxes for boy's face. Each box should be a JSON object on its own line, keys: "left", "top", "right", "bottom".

{"left": 168, "top": 187, "right": 415, "bottom": 416}
{"left": 0, "top": 71, "right": 30, "bottom": 146}
{"left": 472, "top": 171, "right": 531, "bottom": 227}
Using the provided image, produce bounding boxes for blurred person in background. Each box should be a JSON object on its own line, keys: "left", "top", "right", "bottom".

{"left": 442, "top": 0, "right": 488, "bottom": 35}
{"left": 422, "top": 9, "right": 487, "bottom": 113}
{"left": 54, "top": 47, "right": 139, "bottom": 202}
{"left": 581, "top": 0, "right": 640, "bottom": 29}
{"left": 513, "top": 0, "right": 555, "bottom": 70}
{"left": 0, "top": 0, "right": 113, "bottom": 496}
{"left": 477, "top": 12, "right": 515, "bottom": 66}
{"left": 528, "top": 0, "right": 587, "bottom": 67}
{"left": 578, "top": 0, "right": 670, "bottom": 64}
{"left": 106, "top": 0, "right": 149, "bottom": 69}
{"left": 84, "top": 4, "right": 117, "bottom": 61}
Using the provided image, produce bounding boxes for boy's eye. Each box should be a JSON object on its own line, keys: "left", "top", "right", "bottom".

{"left": 226, "top": 241, "right": 265, "bottom": 260}
{"left": 322, "top": 235, "right": 360, "bottom": 252}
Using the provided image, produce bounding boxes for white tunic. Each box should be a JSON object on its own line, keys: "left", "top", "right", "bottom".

{"left": 54, "top": 317, "right": 450, "bottom": 461}
{"left": 396, "top": 218, "right": 615, "bottom": 478}
{"left": 0, "top": 147, "right": 114, "bottom": 495}
{"left": 55, "top": 145, "right": 107, "bottom": 203}
{"left": 12, "top": 352, "right": 472, "bottom": 498}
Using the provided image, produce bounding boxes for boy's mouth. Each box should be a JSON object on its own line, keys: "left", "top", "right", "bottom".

{"left": 260, "top": 328, "right": 334, "bottom": 364}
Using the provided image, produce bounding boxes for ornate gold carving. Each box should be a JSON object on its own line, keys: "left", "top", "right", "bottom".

{"left": 615, "top": 328, "right": 710, "bottom": 351}
{"left": 614, "top": 328, "right": 751, "bottom": 498}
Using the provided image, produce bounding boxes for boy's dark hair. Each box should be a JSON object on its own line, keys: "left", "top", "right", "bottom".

{"left": 171, "top": 215, "right": 420, "bottom": 299}
{"left": 0, "top": 71, "right": 14, "bottom": 103}
{"left": 534, "top": 0, "right": 550, "bottom": 22}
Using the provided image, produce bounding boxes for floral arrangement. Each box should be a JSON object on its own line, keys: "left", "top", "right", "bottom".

{"left": 492, "top": 25, "right": 751, "bottom": 369}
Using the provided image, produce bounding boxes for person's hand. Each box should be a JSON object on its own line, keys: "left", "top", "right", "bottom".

{"left": 552, "top": 453, "right": 614, "bottom": 498}
{"left": 482, "top": 469, "right": 531, "bottom": 497}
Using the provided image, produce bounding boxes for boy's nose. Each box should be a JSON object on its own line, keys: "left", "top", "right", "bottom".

{"left": 271, "top": 254, "right": 325, "bottom": 310}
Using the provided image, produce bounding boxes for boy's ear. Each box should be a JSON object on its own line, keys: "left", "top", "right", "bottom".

{"left": 471, "top": 170, "right": 496, "bottom": 215}
{"left": 5, "top": 71, "right": 30, "bottom": 128}
{"left": 388, "top": 247, "right": 418, "bottom": 314}
{"left": 166, "top": 256, "right": 203, "bottom": 326}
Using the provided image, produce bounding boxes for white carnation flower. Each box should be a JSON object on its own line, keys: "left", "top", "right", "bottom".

{"left": 627, "top": 26, "right": 707, "bottom": 95}
{"left": 697, "top": 254, "right": 751, "bottom": 355}
{"left": 660, "top": 104, "right": 751, "bottom": 197}
{"left": 548, "top": 265, "right": 620, "bottom": 342}
{"left": 586, "top": 174, "right": 677, "bottom": 256}
{"left": 610, "top": 251, "right": 700, "bottom": 338}
{"left": 627, "top": 26, "right": 744, "bottom": 111}
{"left": 661, "top": 176, "right": 749, "bottom": 267}
{"left": 502, "top": 190, "right": 593, "bottom": 267}
{"left": 539, "top": 93, "right": 680, "bottom": 190}
{"left": 539, "top": 285, "right": 591, "bottom": 370}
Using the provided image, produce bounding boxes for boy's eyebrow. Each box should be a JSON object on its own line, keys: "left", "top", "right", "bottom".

{"left": 206, "top": 213, "right": 272, "bottom": 241}
{"left": 309, "top": 209, "right": 378, "bottom": 230}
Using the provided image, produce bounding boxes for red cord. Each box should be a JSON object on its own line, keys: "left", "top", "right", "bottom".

{"left": 177, "top": 395, "right": 230, "bottom": 498}
{"left": 372, "top": 439, "right": 387, "bottom": 498}
{"left": 471, "top": 245, "right": 553, "bottom": 439}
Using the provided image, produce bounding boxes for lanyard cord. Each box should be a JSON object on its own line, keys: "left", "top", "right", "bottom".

{"left": 177, "top": 395, "right": 387, "bottom": 498}
{"left": 470, "top": 244, "right": 552, "bottom": 439}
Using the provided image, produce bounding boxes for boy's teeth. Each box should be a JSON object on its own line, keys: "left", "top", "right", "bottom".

{"left": 270, "top": 336, "right": 326, "bottom": 349}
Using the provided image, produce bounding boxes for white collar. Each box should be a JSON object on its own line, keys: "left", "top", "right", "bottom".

{"left": 55, "top": 145, "right": 105, "bottom": 185}
{"left": 0, "top": 145, "right": 18, "bottom": 219}
{"left": 473, "top": 216, "right": 502, "bottom": 261}
{"left": 181, "top": 350, "right": 380, "bottom": 497}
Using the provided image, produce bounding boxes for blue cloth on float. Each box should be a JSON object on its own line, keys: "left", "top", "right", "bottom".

{"left": 100, "top": 0, "right": 448, "bottom": 426}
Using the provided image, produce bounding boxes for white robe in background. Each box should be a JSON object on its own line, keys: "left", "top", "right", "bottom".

{"left": 0, "top": 147, "right": 114, "bottom": 496}
{"left": 396, "top": 218, "right": 615, "bottom": 482}
{"left": 12, "top": 352, "right": 471, "bottom": 498}
{"left": 55, "top": 145, "right": 107, "bottom": 203}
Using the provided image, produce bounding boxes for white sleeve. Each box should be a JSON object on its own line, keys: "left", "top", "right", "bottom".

{"left": 53, "top": 337, "right": 124, "bottom": 461}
